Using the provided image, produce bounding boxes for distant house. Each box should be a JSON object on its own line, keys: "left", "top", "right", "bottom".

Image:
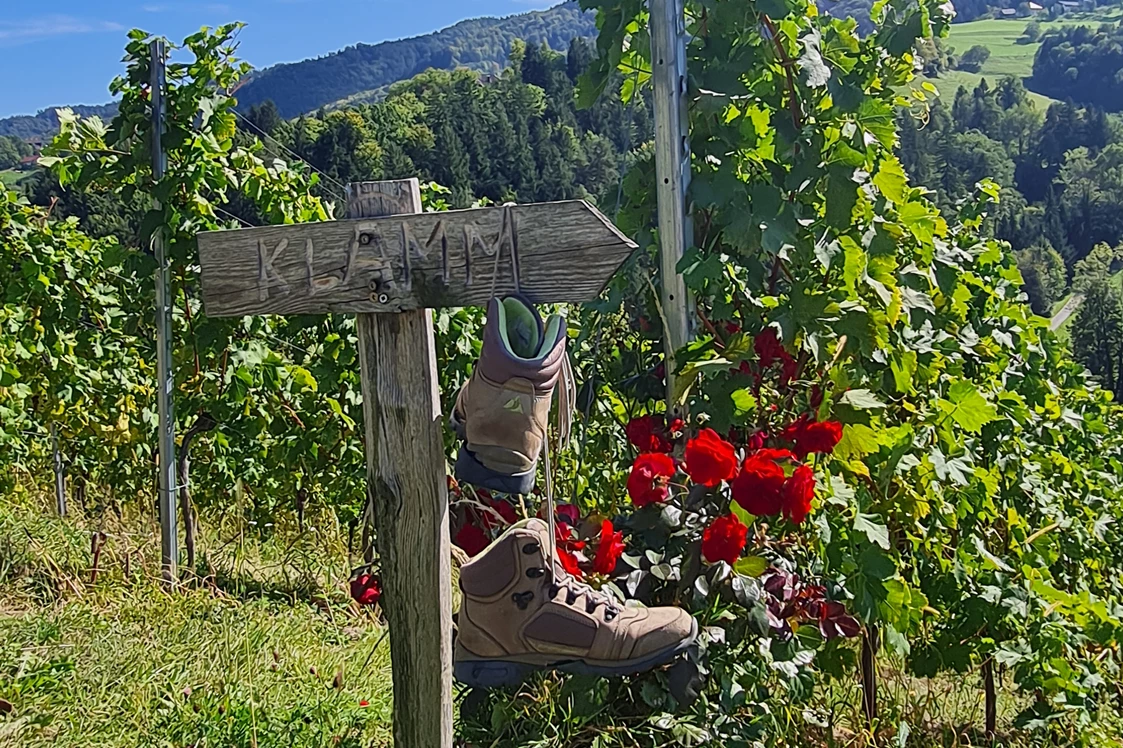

{"left": 999, "top": 7, "right": 1018, "bottom": 16}
{"left": 1055, "top": 0, "right": 1083, "bottom": 14}
{"left": 1028, "top": 2, "right": 1044, "bottom": 11}
{"left": 17, "top": 154, "right": 38, "bottom": 171}
{"left": 476, "top": 72, "right": 500, "bottom": 86}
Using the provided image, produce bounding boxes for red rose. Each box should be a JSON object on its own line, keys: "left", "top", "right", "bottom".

{"left": 552, "top": 523, "right": 586, "bottom": 578}
{"left": 627, "top": 452, "right": 676, "bottom": 506}
{"left": 556, "top": 522, "right": 586, "bottom": 553}
{"left": 454, "top": 523, "right": 490, "bottom": 557}
{"left": 593, "top": 520, "right": 626, "bottom": 576}
{"left": 701, "top": 514, "right": 749, "bottom": 565}
{"left": 732, "top": 453, "right": 786, "bottom": 516}
{"left": 782, "top": 464, "right": 816, "bottom": 524}
{"left": 747, "top": 431, "right": 767, "bottom": 451}
{"left": 754, "top": 328, "right": 787, "bottom": 368}
{"left": 555, "top": 503, "right": 581, "bottom": 526}
{"left": 668, "top": 418, "right": 685, "bottom": 437}
{"left": 684, "top": 428, "right": 738, "bottom": 487}
{"left": 626, "top": 415, "right": 674, "bottom": 453}
{"left": 783, "top": 415, "right": 844, "bottom": 458}
{"left": 349, "top": 573, "right": 382, "bottom": 607}
{"left": 479, "top": 497, "right": 518, "bottom": 530}
{"left": 780, "top": 355, "right": 798, "bottom": 386}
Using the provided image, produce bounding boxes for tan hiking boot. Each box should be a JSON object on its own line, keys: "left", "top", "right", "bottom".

{"left": 450, "top": 296, "right": 572, "bottom": 495}
{"left": 454, "top": 518, "right": 698, "bottom": 687}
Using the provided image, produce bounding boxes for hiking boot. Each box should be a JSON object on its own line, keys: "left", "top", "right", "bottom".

{"left": 453, "top": 518, "right": 698, "bottom": 688}
{"left": 451, "top": 296, "right": 572, "bottom": 495}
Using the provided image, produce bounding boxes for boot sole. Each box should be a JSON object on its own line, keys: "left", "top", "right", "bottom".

{"left": 454, "top": 446, "right": 537, "bottom": 495}
{"left": 454, "top": 619, "right": 698, "bottom": 688}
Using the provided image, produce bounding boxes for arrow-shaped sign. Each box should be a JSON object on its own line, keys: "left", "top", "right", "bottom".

{"left": 196, "top": 200, "right": 637, "bottom": 317}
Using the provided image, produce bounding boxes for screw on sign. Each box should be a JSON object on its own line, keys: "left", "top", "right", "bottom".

{"left": 195, "top": 179, "right": 636, "bottom": 748}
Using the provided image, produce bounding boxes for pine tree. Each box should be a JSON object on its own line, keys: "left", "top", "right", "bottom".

{"left": 1072, "top": 277, "right": 1123, "bottom": 396}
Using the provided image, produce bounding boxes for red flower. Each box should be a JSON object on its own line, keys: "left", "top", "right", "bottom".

{"left": 479, "top": 497, "right": 518, "bottom": 530}
{"left": 668, "top": 418, "right": 685, "bottom": 437}
{"left": 555, "top": 503, "right": 580, "bottom": 526}
{"left": 557, "top": 545, "right": 583, "bottom": 578}
{"left": 747, "top": 431, "right": 767, "bottom": 451}
{"left": 684, "top": 428, "right": 738, "bottom": 487}
{"left": 454, "top": 523, "right": 490, "bottom": 557}
{"left": 359, "top": 700, "right": 370, "bottom": 707}
{"left": 627, "top": 453, "right": 676, "bottom": 506}
{"left": 701, "top": 514, "right": 749, "bottom": 565}
{"left": 732, "top": 453, "right": 786, "bottom": 516}
{"left": 556, "top": 522, "right": 586, "bottom": 553}
{"left": 783, "top": 415, "right": 844, "bottom": 459}
{"left": 349, "top": 574, "right": 382, "bottom": 607}
{"left": 754, "top": 328, "right": 788, "bottom": 368}
{"left": 725, "top": 322, "right": 742, "bottom": 334}
{"left": 780, "top": 355, "right": 798, "bottom": 385}
{"left": 593, "top": 520, "right": 626, "bottom": 576}
{"left": 626, "top": 415, "right": 675, "bottom": 453}
{"left": 782, "top": 464, "right": 816, "bottom": 524}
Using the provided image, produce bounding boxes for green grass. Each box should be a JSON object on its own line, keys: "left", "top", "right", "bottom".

{"left": 0, "top": 169, "right": 27, "bottom": 188}
{"left": 916, "top": 9, "right": 1123, "bottom": 107}
{"left": 0, "top": 493, "right": 394, "bottom": 747}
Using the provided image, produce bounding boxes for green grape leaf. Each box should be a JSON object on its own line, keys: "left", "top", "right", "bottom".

{"left": 854, "top": 513, "right": 891, "bottom": 550}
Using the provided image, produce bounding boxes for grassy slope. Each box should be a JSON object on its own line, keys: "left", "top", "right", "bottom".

{"left": 0, "top": 495, "right": 394, "bottom": 748}
{"left": 918, "top": 9, "right": 1123, "bottom": 107}
{"left": 0, "top": 169, "right": 27, "bottom": 188}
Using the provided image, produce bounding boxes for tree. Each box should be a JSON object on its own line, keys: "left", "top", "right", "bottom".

{"left": 1072, "top": 277, "right": 1123, "bottom": 394}
{"left": 1020, "top": 20, "right": 1043, "bottom": 43}
{"left": 958, "top": 44, "right": 992, "bottom": 72}
{"left": 1016, "top": 240, "right": 1067, "bottom": 314}
{"left": 245, "top": 100, "right": 283, "bottom": 136}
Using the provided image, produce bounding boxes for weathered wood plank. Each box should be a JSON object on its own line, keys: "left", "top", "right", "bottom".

{"left": 351, "top": 179, "right": 453, "bottom": 748}
{"left": 196, "top": 200, "right": 636, "bottom": 316}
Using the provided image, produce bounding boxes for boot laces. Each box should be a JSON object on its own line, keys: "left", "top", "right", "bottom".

{"left": 548, "top": 575, "right": 621, "bottom": 619}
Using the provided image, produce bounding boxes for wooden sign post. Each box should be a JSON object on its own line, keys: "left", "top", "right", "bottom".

{"left": 196, "top": 179, "right": 636, "bottom": 747}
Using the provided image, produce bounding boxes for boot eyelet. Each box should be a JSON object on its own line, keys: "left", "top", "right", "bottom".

{"left": 511, "top": 591, "right": 535, "bottom": 610}
{"left": 521, "top": 543, "right": 540, "bottom": 555}
{"left": 526, "top": 568, "right": 545, "bottom": 579}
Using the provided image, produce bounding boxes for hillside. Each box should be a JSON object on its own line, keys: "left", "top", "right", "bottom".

{"left": 0, "top": 104, "right": 119, "bottom": 140}
{"left": 915, "top": 9, "right": 1123, "bottom": 105}
{"left": 235, "top": 2, "right": 596, "bottom": 118}
{"left": 0, "top": 2, "right": 595, "bottom": 138}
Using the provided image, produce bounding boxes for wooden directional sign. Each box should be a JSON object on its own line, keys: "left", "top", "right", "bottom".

{"left": 194, "top": 180, "right": 639, "bottom": 748}
{"left": 196, "top": 200, "right": 637, "bottom": 317}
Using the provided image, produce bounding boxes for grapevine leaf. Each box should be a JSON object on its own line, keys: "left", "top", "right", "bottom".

{"left": 938, "top": 382, "right": 997, "bottom": 433}
{"left": 835, "top": 424, "right": 880, "bottom": 459}
{"left": 840, "top": 389, "right": 886, "bottom": 410}
{"left": 733, "top": 556, "right": 768, "bottom": 578}
{"left": 854, "top": 513, "right": 890, "bottom": 550}
{"left": 872, "top": 155, "right": 909, "bottom": 205}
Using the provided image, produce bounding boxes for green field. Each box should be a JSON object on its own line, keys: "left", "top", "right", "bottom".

{"left": 918, "top": 9, "right": 1123, "bottom": 106}
{"left": 0, "top": 169, "right": 27, "bottom": 188}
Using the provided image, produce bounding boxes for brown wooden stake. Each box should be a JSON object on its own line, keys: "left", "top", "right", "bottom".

{"left": 861, "top": 624, "right": 878, "bottom": 725}
{"left": 90, "top": 532, "right": 104, "bottom": 584}
{"left": 349, "top": 179, "right": 453, "bottom": 748}
{"left": 984, "top": 656, "right": 997, "bottom": 741}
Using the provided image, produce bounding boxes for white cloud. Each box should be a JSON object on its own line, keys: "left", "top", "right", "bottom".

{"left": 0, "top": 15, "right": 124, "bottom": 47}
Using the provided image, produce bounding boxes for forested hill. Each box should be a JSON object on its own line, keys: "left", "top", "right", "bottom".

{"left": 0, "top": 104, "right": 118, "bottom": 139}
{"left": 235, "top": 2, "right": 596, "bottom": 117}
{"left": 0, "top": 2, "right": 595, "bottom": 138}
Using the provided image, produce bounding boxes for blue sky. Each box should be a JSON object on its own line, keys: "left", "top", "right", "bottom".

{"left": 0, "top": 0, "right": 557, "bottom": 118}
